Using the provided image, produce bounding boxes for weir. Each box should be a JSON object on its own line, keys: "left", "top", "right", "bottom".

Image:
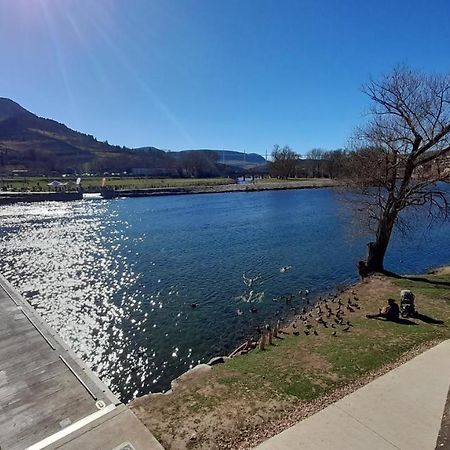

{"left": 0, "top": 274, "right": 163, "bottom": 450}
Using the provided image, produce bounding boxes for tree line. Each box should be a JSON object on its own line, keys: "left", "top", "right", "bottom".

{"left": 269, "top": 145, "right": 349, "bottom": 179}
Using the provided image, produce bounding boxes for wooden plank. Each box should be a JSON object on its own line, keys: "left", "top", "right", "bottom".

{"left": 0, "top": 339, "right": 54, "bottom": 371}
{"left": 0, "top": 359, "right": 68, "bottom": 403}
{"left": 1, "top": 390, "right": 97, "bottom": 450}
{"left": 0, "top": 278, "right": 120, "bottom": 449}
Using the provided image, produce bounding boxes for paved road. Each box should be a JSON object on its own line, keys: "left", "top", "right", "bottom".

{"left": 257, "top": 340, "right": 450, "bottom": 450}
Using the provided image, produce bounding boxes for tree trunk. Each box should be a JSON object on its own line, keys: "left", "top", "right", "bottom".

{"left": 360, "top": 211, "right": 396, "bottom": 276}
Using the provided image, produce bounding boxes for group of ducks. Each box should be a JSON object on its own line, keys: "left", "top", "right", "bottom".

{"left": 289, "top": 292, "right": 360, "bottom": 338}
{"left": 192, "top": 285, "right": 361, "bottom": 343}
{"left": 250, "top": 291, "right": 361, "bottom": 341}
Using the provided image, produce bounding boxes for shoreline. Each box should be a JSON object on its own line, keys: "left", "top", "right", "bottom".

{"left": 147, "top": 263, "right": 446, "bottom": 398}
{"left": 0, "top": 179, "right": 340, "bottom": 205}
{"left": 131, "top": 266, "right": 450, "bottom": 449}
{"left": 101, "top": 179, "right": 340, "bottom": 199}
{"left": 0, "top": 191, "right": 82, "bottom": 205}
{"left": 136, "top": 278, "right": 358, "bottom": 398}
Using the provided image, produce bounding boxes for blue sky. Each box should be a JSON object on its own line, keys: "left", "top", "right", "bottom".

{"left": 1, "top": 0, "right": 450, "bottom": 155}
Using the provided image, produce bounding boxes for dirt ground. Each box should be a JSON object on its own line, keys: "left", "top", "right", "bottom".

{"left": 131, "top": 268, "right": 450, "bottom": 449}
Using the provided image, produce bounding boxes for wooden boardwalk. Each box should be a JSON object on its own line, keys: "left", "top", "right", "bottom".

{"left": 0, "top": 275, "right": 163, "bottom": 450}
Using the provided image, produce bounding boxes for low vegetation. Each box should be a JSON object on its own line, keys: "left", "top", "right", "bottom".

{"left": 132, "top": 267, "right": 450, "bottom": 449}
{"left": 0, "top": 176, "right": 235, "bottom": 192}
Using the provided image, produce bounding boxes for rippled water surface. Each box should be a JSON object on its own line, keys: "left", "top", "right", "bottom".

{"left": 1, "top": 189, "right": 449, "bottom": 402}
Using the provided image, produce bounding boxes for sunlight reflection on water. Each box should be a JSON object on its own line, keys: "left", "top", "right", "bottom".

{"left": 1, "top": 190, "right": 449, "bottom": 402}
{"left": 0, "top": 201, "right": 144, "bottom": 399}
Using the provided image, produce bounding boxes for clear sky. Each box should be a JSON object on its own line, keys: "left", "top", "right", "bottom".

{"left": 1, "top": 0, "right": 450, "bottom": 155}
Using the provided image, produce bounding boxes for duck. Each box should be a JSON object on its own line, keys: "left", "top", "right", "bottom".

{"left": 190, "top": 303, "right": 198, "bottom": 308}
{"left": 237, "top": 309, "right": 243, "bottom": 316}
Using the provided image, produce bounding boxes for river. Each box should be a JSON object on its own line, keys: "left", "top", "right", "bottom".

{"left": 0, "top": 188, "right": 449, "bottom": 402}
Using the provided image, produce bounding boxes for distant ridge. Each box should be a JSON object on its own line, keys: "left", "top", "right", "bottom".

{"left": 0, "top": 98, "right": 266, "bottom": 174}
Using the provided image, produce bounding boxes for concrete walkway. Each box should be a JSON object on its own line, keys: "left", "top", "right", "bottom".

{"left": 257, "top": 340, "right": 450, "bottom": 450}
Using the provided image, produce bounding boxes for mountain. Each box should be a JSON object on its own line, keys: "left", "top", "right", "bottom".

{"left": 0, "top": 98, "right": 266, "bottom": 175}
{"left": 176, "top": 149, "right": 266, "bottom": 169}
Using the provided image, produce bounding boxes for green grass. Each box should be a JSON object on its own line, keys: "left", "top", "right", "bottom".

{"left": 0, "top": 176, "right": 234, "bottom": 191}
{"left": 212, "top": 270, "right": 450, "bottom": 402}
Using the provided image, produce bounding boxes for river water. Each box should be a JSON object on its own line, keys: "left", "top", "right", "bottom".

{"left": 0, "top": 188, "right": 449, "bottom": 402}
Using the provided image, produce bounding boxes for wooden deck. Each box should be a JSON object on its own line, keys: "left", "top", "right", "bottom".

{"left": 0, "top": 275, "right": 163, "bottom": 450}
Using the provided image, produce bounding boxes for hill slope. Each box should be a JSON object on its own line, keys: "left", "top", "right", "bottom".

{"left": 0, "top": 98, "right": 266, "bottom": 174}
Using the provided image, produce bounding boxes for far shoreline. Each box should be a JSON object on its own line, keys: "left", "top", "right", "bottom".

{"left": 100, "top": 178, "right": 341, "bottom": 199}
{"left": 0, "top": 178, "right": 341, "bottom": 204}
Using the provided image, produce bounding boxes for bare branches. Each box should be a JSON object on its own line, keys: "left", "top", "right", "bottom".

{"left": 270, "top": 145, "right": 299, "bottom": 179}
{"left": 361, "top": 66, "right": 450, "bottom": 164}
{"left": 346, "top": 66, "right": 450, "bottom": 273}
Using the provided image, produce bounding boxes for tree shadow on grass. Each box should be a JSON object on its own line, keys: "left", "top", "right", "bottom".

{"left": 382, "top": 270, "right": 450, "bottom": 287}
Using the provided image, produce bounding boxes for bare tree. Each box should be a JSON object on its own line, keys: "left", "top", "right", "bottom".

{"left": 306, "top": 148, "right": 325, "bottom": 177}
{"left": 347, "top": 66, "right": 450, "bottom": 276}
{"left": 270, "top": 145, "right": 299, "bottom": 179}
{"left": 323, "top": 149, "right": 348, "bottom": 179}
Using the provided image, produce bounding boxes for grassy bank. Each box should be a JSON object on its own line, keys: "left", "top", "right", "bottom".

{"left": 131, "top": 268, "right": 450, "bottom": 449}
{"left": 0, "top": 177, "right": 339, "bottom": 193}
{"left": 0, "top": 177, "right": 234, "bottom": 191}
